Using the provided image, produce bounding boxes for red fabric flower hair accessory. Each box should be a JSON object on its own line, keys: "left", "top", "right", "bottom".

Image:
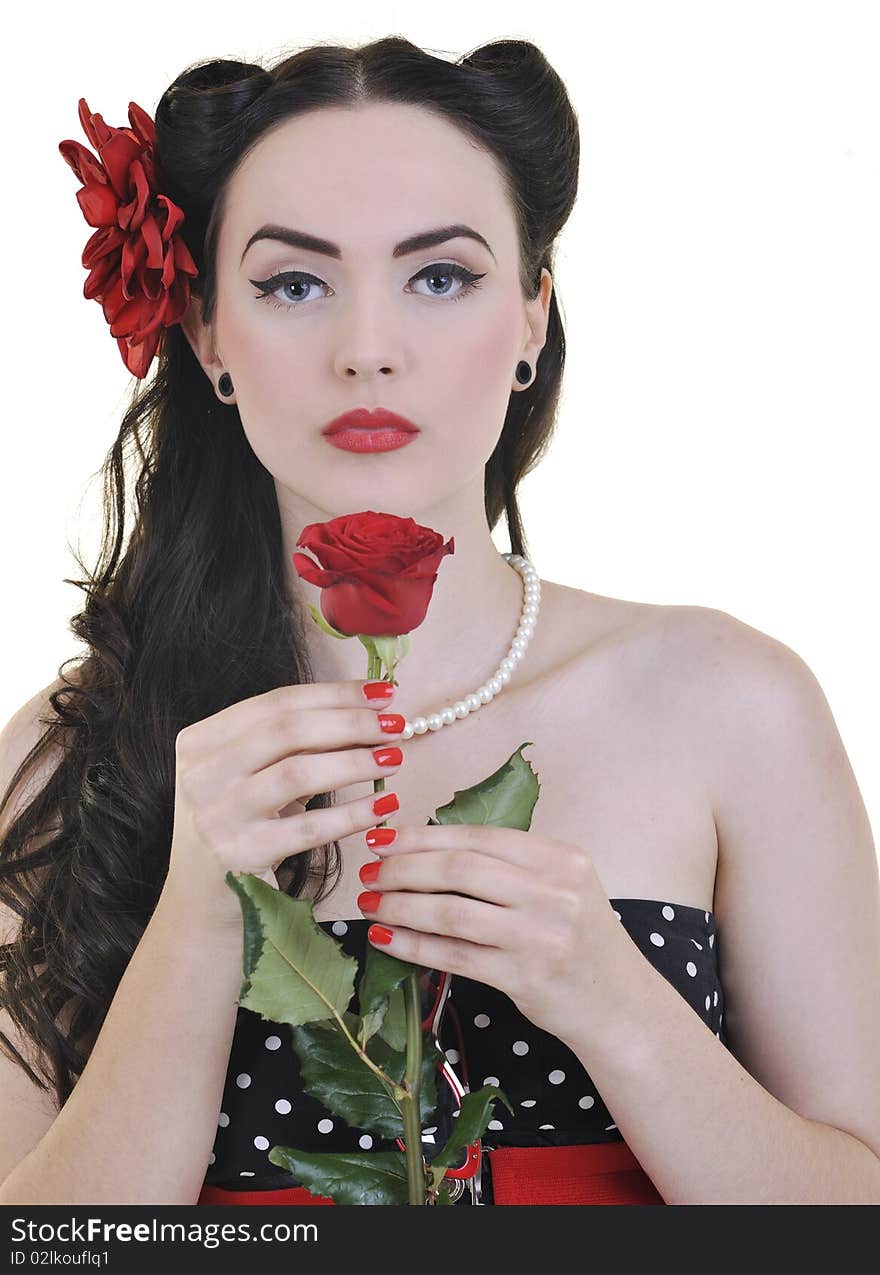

{"left": 59, "top": 98, "right": 199, "bottom": 379}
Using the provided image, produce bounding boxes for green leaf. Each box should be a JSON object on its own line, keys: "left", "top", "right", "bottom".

{"left": 224, "top": 874, "right": 358, "bottom": 1027}
{"left": 430, "top": 1085, "right": 516, "bottom": 1172}
{"left": 357, "top": 944, "right": 417, "bottom": 1048}
{"left": 306, "top": 602, "right": 350, "bottom": 640}
{"left": 267, "top": 1147, "right": 412, "bottom": 1205}
{"left": 289, "top": 1018, "right": 443, "bottom": 1137}
{"left": 434, "top": 1182, "right": 454, "bottom": 1205}
{"left": 373, "top": 983, "right": 407, "bottom": 1052}
{"left": 434, "top": 742, "right": 540, "bottom": 831}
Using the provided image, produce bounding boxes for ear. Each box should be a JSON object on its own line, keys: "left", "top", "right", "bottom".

{"left": 178, "top": 291, "right": 226, "bottom": 388}
{"left": 521, "top": 267, "right": 553, "bottom": 368}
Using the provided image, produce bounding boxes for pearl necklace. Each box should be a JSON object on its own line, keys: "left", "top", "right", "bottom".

{"left": 398, "top": 553, "right": 541, "bottom": 740}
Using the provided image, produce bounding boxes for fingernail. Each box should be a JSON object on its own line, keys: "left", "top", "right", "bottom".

{"left": 365, "top": 827, "right": 397, "bottom": 848}
{"left": 363, "top": 681, "right": 395, "bottom": 701}
{"left": 378, "top": 713, "right": 407, "bottom": 734}
{"left": 368, "top": 924, "right": 394, "bottom": 945}
{"left": 372, "top": 792, "right": 399, "bottom": 816}
{"left": 373, "top": 746, "right": 403, "bottom": 767}
{"left": 357, "top": 890, "right": 382, "bottom": 913}
{"left": 359, "top": 860, "right": 381, "bottom": 884}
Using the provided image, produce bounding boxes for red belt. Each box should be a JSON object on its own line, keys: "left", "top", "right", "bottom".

{"left": 197, "top": 1140, "right": 664, "bottom": 1207}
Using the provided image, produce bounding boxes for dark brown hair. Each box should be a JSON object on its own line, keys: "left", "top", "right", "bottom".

{"left": 0, "top": 36, "right": 579, "bottom": 1108}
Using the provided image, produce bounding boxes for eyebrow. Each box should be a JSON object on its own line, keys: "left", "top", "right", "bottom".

{"left": 240, "top": 222, "right": 496, "bottom": 266}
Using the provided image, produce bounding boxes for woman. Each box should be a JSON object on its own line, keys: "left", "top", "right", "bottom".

{"left": 1, "top": 36, "right": 878, "bottom": 1207}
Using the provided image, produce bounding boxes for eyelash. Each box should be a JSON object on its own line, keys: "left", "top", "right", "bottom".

{"left": 249, "top": 262, "right": 487, "bottom": 313}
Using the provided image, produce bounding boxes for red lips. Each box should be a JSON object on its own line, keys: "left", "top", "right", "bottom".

{"left": 321, "top": 407, "right": 420, "bottom": 435}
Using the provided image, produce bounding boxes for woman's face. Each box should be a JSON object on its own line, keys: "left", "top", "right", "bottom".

{"left": 187, "top": 101, "right": 551, "bottom": 518}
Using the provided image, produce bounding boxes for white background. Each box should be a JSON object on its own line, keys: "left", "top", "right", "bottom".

{"left": 2, "top": 1, "right": 877, "bottom": 854}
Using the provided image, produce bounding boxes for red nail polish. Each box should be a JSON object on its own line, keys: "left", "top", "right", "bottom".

{"left": 372, "top": 746, "right": 403, "bottom": 767}
{"left": 378, "top": 714, "right": 407, "bottom": 734}
{"left": 363, "top": 681, "right": 395, "bottom": 701}
{"left": 358, "top": 890, "right": 382, "bottom": 913}
{"left": 359, "top": 860, "right": 381, "bottom": 884}
{"left": 372, "top": 792, "right": 399, "bottom": 816}
{"left": 365, "top": 827, "right": 397, "bottom": 847}
{"left": 368, "top": 924, "right": 394, "bottom": 945}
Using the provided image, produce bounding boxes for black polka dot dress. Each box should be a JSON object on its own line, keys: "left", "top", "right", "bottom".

{"left": 202, "top": 899, "right": 726, "bottom": 1202}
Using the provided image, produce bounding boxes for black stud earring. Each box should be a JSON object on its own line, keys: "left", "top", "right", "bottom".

{"left": 218, "top": 371, "right": 234, "bottom": 397}
{"left": 515, "top": 360, "right": 532, "bottom": 385}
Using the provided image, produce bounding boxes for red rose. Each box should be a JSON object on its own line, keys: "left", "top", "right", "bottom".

{"left": 59, "top": 98, "right": 199, "bottom": 379}
{"left": 292, "top": 511, "right": 455, "bottom": 636}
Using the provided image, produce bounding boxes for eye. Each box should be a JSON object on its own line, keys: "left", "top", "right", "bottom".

{"left": 249, "top": 262, "right": 488, "bottom": 313}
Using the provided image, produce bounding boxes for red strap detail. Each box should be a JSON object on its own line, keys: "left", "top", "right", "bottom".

{"left": 197, "top": 1182, "right": 336, "bottom": 1206}
{"left": 487, "top": 1142, "right": 665, "bottom": 1205}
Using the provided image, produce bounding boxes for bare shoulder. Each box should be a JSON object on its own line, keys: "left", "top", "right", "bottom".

{"left": 553, "top": 585, "right": 822, "bottom": 785}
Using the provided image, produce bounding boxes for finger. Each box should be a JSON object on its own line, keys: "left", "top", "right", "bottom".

{"left": 360, "top": 848, "right": 528, "bottom": 908}
{"left": 358, "top": 887, "right": 514, "bottom": 949}
{"left": 250, "top": 787, "right": 401, "bottom": 859}
{"left": 367, "top": 821, "right": 545, "bottom": 869}
{"left": 183, "top": 678, "right": 397, "bottom": 756}
{"left": 365, "top": 921, "right": 511, "bottom": 985}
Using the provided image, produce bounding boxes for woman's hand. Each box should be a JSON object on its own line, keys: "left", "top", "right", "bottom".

{"left": 357, "top": 823, "right": 636, "bottom": 1046}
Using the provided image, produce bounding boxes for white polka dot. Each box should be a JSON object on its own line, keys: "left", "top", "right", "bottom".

{"left": 662, "top": 905, "right": 675, "bottom": 920}
{"left": 254, "top": 1136, "right": 270, "bottom": 1151}
{"left": 686, "top": 961, "right": 697, "bottom": 977}
{"left": 423, "top": 1127, "right": 438, "bottom": 1135}
{"left": 218, "top": 1112, "right": 230, "bottom": 1128}
{"left": 474, "top": 1013, "right": 491, "bottom": 1029}
{"left": 239, "top": 1171, "right": 255, "bottom": 1177}
{"left": 482, "top": 1076, "right": 500, "bottom": 1088}
{"left": 605, "top": 1123, "right": 617, "bottom": 1131}
{"left": 359, "top": 1134, "right": 373, "bottom": 1149}
{"left": 709, "top": 933, "right": 714, "bottom": 948}
{"left": 690, "top": 939, "right": 703, "bottom": 949}
{"left": 520, "top": 1100, "right": 537, "bottom": 1108}
{"left": 264, "top": 1035, "right": 282, "bottom": 1051}
{"left": 578, "top": 1095, "right": 595, "bottom": 1109}
{"left": 512, "top": 1040, "right": 530, "bottom": 1056}
{"left": 445, "top": 1048, "right": 460, "bottom": 1064}
{"left": 422, "top": 1134, "right": 435, "bottom": 1143}
{"left": 331, "top": 921, "right": 348, "bottom": 936}
{"left": 649, "top": 932, "right": 665, "bottom": 946}
{"left": 452, "top": 1109, "right": 460, "bottom": 1117}
{"left": 538, "top": 1124, "right": 555, "bottom": 1130}
{"left": 719, "top": 1011, "right": 723, "bottom": 1023}
{"left": 488, "top": 1119, "right": 504, "bottom": 1130}
{"left": 716, "top": 1030, "right": 721, "bottom": 1038}
{"left": 275, "top": 1099, "right": 292, "bottom": 1115}
{"left": 705, "top": 911, "right": 709, "bottom": 923}
{"left": 705, "top": 994, "right": 711, "bottom": 1011}
{"left": 714, "top": 989, "right": 719, "bottom": 1006}
{"left": 612, "top": 910, "right": 622, "bottom": 921}
{"left": 209, "top": 1152, "right": 215, "bottom": 1165}
{"left": 235, "top": 1073, "right": 251, "bottom": 1089}
{"left": 317, "top": 1118, "right": 334, "bottom": 1133}
{"left": 548, "top": 1069, "right": 566, "bottom": 1085}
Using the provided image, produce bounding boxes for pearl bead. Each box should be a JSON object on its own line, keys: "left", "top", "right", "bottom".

{"left": 487, "top": 675, "right": 502, "bottom": 694}
{"left": 523, "top": 603, "right": 539, "bottom": 619}
{"left": 440, "top": 706, "right": 456, "bottom": 725}
{"left": 466, "top": 693, "right": 482, "bottom": 711}
{"left": 427, "top": 713, "right": 444, "bottom": 731}
{"left": 497, "top": 667, "right": 512, "bottom": 685}
{"left": 400, "top": 722, "right": 415, "bottom": 740}
{"left": 412, "top": 717, "right": 429, "bottom": 734}
{"left": 453, "top": 701, "right": 470, "bottom": 718}
{"left": 478, "top": 686, "right": 493, "bottom": 704}
{"left": 511, "top": 637, "right": 527, "bottom": 654}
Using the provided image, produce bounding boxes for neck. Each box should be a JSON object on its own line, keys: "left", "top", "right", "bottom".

{"left": 277, "top": 476, "right": 527, "bottom": 721}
